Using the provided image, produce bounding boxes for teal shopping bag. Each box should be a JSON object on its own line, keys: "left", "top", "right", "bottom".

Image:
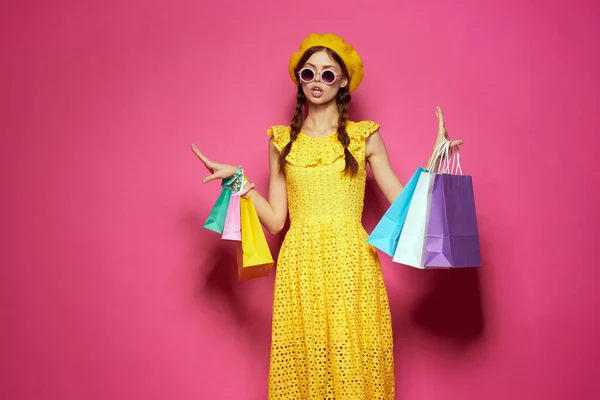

{"left": 203, "top": 187, "right": 233, "bottom": 234}
{"left": 367, "top": 167, "right": 427, "bottom": 256}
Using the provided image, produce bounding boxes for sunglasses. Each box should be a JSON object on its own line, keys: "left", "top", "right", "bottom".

{"left": 298, "top": 67, "right": 342, "bottom": 85}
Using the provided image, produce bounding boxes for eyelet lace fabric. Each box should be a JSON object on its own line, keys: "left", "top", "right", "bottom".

{"left": 266, "top": 121, "right": 395, "bottom": 399}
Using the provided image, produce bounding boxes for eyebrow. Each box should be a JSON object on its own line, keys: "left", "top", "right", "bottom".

{"left": 305, "top": 62, "right": 338, "bottom": 70}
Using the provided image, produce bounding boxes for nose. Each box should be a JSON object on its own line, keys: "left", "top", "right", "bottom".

{"left": 314, "top": 72, "right": 322, "bottom": 82}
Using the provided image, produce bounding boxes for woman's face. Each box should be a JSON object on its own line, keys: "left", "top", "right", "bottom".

{"left": 299, "top": 50, "right": 348, "bottom": 105}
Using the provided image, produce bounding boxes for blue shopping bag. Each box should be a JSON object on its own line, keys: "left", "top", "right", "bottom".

{"left": 367, "top": 167, "right": 427, "bottom": 256}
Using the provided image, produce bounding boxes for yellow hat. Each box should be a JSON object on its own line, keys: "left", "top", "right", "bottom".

{"left": 288, "top": 33, "right": 364, "bottom": 92}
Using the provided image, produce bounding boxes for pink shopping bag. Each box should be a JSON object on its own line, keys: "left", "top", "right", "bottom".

{"left": 221, "top": 193, "right": 241, "bottom": 241}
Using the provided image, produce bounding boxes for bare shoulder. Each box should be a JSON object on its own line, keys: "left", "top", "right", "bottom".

{"left": 365, "top": 130, "right": 386, "bottom": 160}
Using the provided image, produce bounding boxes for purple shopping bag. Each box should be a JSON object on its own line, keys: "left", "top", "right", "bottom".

{"left": 424, "top": 171, "right": 482, "bottom": 268}
{"left": 221, "top": 194, "right": 241, "bottom": 241}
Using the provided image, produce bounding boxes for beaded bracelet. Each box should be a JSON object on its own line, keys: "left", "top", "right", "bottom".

{"left": 221, "top": 166, "right": 255, "bottom": 198}
{"left": 237, "top": 177, "right": 255, "bottom": 198}
{"left": 222, "top": 166, "right": 244, "bottom": 192}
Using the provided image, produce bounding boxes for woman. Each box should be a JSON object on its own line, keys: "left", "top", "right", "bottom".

{"left": 192, "top": 33, "right": 462, "bottom": 399}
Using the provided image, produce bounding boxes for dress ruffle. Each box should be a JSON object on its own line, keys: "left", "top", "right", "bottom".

{"left": 267, "top": 121, "right": 380, "bottom": 167}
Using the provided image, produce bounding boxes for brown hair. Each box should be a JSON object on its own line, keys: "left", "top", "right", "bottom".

{"left": 278, "top": 47, "right": 358, "bottom": 176}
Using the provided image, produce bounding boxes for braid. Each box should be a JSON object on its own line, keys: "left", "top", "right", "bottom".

{"left": 336, "top": 87, "right": 358, "bottom": 176}
{"left": 279, "top": 85, "right": 306, "bottom": 170}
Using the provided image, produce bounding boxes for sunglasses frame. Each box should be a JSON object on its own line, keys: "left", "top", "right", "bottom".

{"left": 298, "top": 67, "right": 341, "bottom": 85}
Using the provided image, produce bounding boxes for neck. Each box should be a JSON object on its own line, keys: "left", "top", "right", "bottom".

{"left": 303, "top": 100, "right": 339, "bottom": 134}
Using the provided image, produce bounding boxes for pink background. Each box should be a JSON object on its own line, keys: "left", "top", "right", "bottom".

{"left": 2, "top": 0, "right": 599, "bottom": 399}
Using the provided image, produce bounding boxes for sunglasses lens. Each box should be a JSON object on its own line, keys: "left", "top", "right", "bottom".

{"left": 299, "top": 69, "right": 314, "bottom": 82}
{"left": 322, "top": 70, "right": 336, "bottom": 84}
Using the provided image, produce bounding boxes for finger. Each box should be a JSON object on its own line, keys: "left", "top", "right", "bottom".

{"left": 190, "top": 144, "right": 212, "bottom": 166}
{"left": 449, "top": 139, "right": 463, "bottom": 148}
{"left": 436, "top": 106, "right": 445, "bottom": 127}
{"left": 190, "top": 144, "right": 206, "bottom": 159}
{"left": 436, "top": 119, "right": 445, "bottom": 135}
{"left": 202, "top": 173, "right": 220, "bottom": 184}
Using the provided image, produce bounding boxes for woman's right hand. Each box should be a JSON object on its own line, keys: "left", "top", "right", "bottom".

{"left": 190, "top": 144, "right": 239, "bottom": 184}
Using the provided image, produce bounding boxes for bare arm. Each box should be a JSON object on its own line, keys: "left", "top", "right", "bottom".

{"left": 366, "top": 131, "right": 444, "bottom": 204}
{"left": 365, "top": 107, "right": 464, "bottom": 204}
{"left": 190, "top": 140, "right": 288, "bottom": 235}
{"left": 365, "top": 132, "right": 405, "bottom": 204}
{"left": 243, "top": 139, "right": 288, "bottom": 235}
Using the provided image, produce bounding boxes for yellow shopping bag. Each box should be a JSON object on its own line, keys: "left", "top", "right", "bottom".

{"left": 236, "top": 196, "right": 274, "bottom": 280}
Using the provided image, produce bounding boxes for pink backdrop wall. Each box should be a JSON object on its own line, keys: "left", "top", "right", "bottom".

{"left": 2, "top": 0, "right": 599, "bottom": 399}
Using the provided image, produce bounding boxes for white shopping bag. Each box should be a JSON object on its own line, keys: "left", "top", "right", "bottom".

{"left": 392, "top": 141, "right": 452, "bottom": 268}
{"left": 392, "top": 170, "right": 436, "bottom": 268}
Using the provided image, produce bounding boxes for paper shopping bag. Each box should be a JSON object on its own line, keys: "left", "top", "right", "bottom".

{"left": 392, "top": 171, "right": 436, "bottom": 268}
{"left": 203, "top": 187, "right": 233, "bottom": 234}
{"left": 237, "top": 196, "right": 273, "bottom": 280}
{"left": 221, "top": 194, "right": 241, "bottom": 241}
{"left": 424, "top": 173, "right": 482, "bottom": 268}
{"left": 367, "top": 167, "right": 427, "bottom": 256}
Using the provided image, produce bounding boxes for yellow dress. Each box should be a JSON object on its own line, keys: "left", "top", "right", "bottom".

{"left": 267, "top": 121, "right": 395, "bottom": 399}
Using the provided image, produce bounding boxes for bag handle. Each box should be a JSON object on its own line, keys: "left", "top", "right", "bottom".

{"left": 431, "top": 141, "right": 465, "bottom": 176}
{"left": 427, "top": 140, "right": 450, "bottom": 172}
{"left": 436, "top": 141, "right": 450, "bottom": 173}
{"left": 454, "top": 147, "right": 463, "bottom": 175}
{"left": 447, "top": 146, "right": 463, "bottom": 175}
{"left": 427, "top": 140, "right": 454, "bottom": 173}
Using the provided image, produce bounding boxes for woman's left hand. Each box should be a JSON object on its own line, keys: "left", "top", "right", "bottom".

{"left": 433, "top": 106, "right": 463, "bottom": 152}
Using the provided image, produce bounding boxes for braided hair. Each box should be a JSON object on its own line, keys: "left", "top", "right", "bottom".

{"left": 278, "top": 47, "right": 358, "bottom": 176}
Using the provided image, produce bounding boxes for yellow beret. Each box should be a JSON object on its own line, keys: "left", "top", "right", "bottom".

{"left": 288, "top": 33, "right": 364, "bottom": 92}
